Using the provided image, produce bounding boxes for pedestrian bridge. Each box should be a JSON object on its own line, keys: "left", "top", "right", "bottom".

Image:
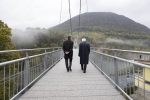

{"left": 0, "top": 47, "right": 150, "bottom": 100}
{"left": 19, "top": 49, "right": 124, "bottom": 100}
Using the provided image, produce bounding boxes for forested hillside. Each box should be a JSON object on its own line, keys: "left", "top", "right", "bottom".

{"left": 50, "top": 12, "right": 150, "bottom": 51}
{"left": 51, "top": 12, "right": 150, "bottom": 33}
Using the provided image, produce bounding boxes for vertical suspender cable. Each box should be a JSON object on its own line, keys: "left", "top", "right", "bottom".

{"left": 59, "top": 0, "right": 63, "bottom": 24}
{"left": 68, "top": 0, "right": 72, "bottom": 34}
{"left": 58, "top": 0, "right": 64, "bottom": 45}
{"left": 86, "top": 0, "right": 88, "bottom": 12}
{"left": 86, "top": 0, "right": 89, "bottom": 32}
{"left": 78, "top": 0, "right": 81, "bottom": 36}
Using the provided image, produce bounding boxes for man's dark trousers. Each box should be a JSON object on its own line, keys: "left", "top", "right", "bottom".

{"left": 81, "top": 64, "right": 87, "bottom": 73}
{"left": 65, "top": 58, "right": 72, "bottom": 71}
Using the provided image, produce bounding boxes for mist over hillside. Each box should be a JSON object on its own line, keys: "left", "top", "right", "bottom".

{"left": 11, "top": 28, "right": 49, "bottom": 48}
{"left": 11, "top": 28, "right": 65, "bottom": 49}
{"left": 51, "top": 12, "right": 150, "bottom": 33}
{"left": 10, "top": 12, "right": 150, "bottom": 50}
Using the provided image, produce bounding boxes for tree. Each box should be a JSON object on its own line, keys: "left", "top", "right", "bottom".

{"left": 0, "top": 20, "right": 20, "bottom": 63}
{"left": 0, "top": 20, "right": 20, "bottom": 100}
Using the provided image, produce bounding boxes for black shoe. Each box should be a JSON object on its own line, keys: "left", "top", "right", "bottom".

{"left": 69, "top": 69, "right": 72, "bottom": 71}
{"left": 67, "top": 68, "right": 69, "bottom": 72}
{"left": 81, "top": 67, "right": 83, "bottom": 70}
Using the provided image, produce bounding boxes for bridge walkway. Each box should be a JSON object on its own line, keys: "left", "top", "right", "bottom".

{"left": 19, "top": 49, "right": 125, "bottom": 100}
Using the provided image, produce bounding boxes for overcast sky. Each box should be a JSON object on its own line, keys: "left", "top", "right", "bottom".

{"left": 0, "top": 0, "right": 150, "bottom": 30}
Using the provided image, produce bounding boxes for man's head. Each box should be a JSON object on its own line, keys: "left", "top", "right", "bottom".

{"left": 82, "top": 38, "right": 86, "bottom": 42}
{"left": 68, "top": 36, "right": 72, "bottom": 40}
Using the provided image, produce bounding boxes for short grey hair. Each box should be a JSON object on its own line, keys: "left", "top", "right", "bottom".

{"left": 82, "top": 38, "right": 86, "bottom": 41}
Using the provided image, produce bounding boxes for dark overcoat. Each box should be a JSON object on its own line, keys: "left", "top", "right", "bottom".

{"left": 78, "top": 42, "right": 90, "bottom": 64}
{"left": 63, "top": 39, "right": 74, "bottom": 59}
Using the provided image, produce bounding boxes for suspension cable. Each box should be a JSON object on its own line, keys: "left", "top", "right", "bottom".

{"left": 68, "top": 0, "right": 72, "bottom": 34}
{"left": 86, "top": 0, "right": 89, "bottom": 32}
{"left": 78, "top": 0, "right": 81, "bottom": 36}
{"left": 59, "top": 0, "right": 63, "bottom": 24}
{"left": 86, "top": 0, "right": 88, "bottom": 12}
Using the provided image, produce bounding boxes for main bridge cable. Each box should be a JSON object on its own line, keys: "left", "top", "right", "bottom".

{"left": 68, "top": 0, "right": 72, "bottom": 34}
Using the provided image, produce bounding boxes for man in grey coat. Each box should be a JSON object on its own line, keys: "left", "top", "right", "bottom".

{"left": 78, "top": 38, "right": 90, "bottom": 73}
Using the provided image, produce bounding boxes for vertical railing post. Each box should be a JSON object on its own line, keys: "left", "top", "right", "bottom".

{"left": 114, "top": 51, "right": 119, "bottom": 88}
{"left": 52, "top": 51, "right": 54, "bottom": 66}
{"left": 114, "top": 57, "right": 119, "bottom": 88}
{"left": 93, "top": 52, "right": 95, "bottom": 63}
{"left": 4, "top": 66, "right": 5, "bottom": 100}
{"left": 59, "top": 50, "right": 60, "bottom": 60}
{"left": 100, "top": 50, "right": 103, "bottom": 71}
{"left": 52, "top": 48, "right": 54, "bottom": 65}
{"left": 43, "top": 49, "right": 47, "bottom": 71}
{"left": 61, "top": 49, "right": 63, "bottom": 59}
{"left": 115, "top": 51, "right": 117, "bottom": 57}
{"left": 24, "top": 51, "right": 29, "bottom": 88}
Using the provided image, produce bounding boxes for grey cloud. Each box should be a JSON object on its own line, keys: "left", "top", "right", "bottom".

{"left": 0, "top": 0, "right": 150, "bottom": 30}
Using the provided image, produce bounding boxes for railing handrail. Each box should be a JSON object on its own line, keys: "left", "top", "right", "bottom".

{"left": 91, "top": 47, "right": 150, "bottom": 55}
{"left": 90, "top": 51, "right": 133, "bottom": 100}
{"left": 92, "top": 50, "right": 150, "bottom": 69}
{"left": 90, "top": 50, "right": 150, "bottom": 100}
{"left": 0, "top": 50, "right": 60, "bottom": 66}
{"left": 0, "top": 47, "right": 62, "bottom": 54}
{"left": 1, "top": 47, "right": 149, "bottom": 54}
{"left": 0, "top": 48, "right": 63, "bottom": 100}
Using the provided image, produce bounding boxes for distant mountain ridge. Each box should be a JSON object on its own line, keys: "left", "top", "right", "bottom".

{"left": 51, "top": 12, "right": 150, "bottom": 33}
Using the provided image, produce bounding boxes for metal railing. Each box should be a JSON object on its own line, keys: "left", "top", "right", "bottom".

{"left": 0, "top": 47, "right": 63, "bottom": 100}
{"left": 91, "top": 47, "right": 150, "bottom": 61}
{"left": 90, "top": 50, "right": 150, "bottom": 100}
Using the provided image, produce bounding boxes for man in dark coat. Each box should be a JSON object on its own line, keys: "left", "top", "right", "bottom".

{"left": 63, "top": 36, "right": 74, "bottom": 72}
{"left": 78, "top": 38, "right": 90, "bottom": 73}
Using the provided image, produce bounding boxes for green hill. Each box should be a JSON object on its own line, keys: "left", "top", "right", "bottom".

{"left": 51, "top": 12, "right": 150, "bottom": 33}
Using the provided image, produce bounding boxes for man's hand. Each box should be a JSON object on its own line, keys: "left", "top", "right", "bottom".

{"left": 65, "top": 52, "right": 69, "bottom": 54}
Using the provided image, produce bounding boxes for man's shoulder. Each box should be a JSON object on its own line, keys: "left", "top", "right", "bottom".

{"left": 85, "top": 42, "right": 90, "bottom": 45}
{"left": 79, "top": 42, "right": 85, "bottom": 46}
{"left": 68, "top": 40, "right": 73, "bottom": 43}
{"left": 81, "top": 42, "right": 89, "bottom": 46}
{"left": 87, "top": 42, "right": 90, "bottom": 45}
{"left": 64, "top": 40, "right": 68, "bottom": 43}
{"left": 64, "top": 40, "right": 73, "bottom": 44}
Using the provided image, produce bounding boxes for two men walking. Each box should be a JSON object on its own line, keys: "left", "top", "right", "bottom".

{"left": 63, "top": 36, "right": 90, "bottom": 73}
